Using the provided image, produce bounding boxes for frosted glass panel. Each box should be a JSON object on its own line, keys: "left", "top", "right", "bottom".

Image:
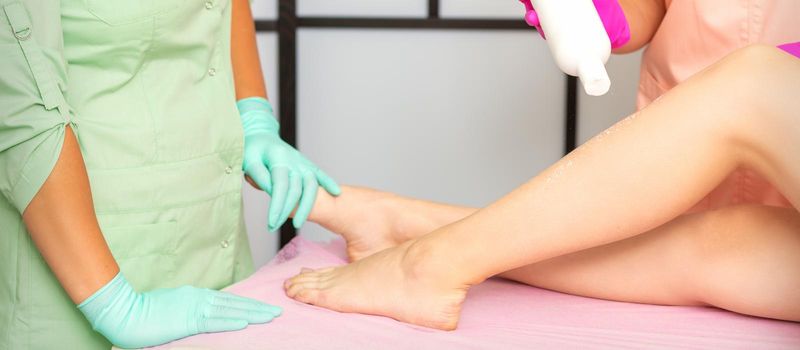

{"left": 243, "top": 33, "right": 280, "bottom": 267}
{"left": 441, "top": 0, "right": 524, "bottom": 19}
{"left": 297, "top": 29, "right": 565, "bottom": 241}
{"left": 251, "top": 0, "right": 277, "bottom": 20}
{"left": 577, "top": 50, "right": 643, "bottom": 144}
{"left": 298, "top": 0, "right": 427, "bottom": 17}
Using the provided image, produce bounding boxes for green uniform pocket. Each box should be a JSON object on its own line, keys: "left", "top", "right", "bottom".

{"left": 84, "top": 0, "right": 184, "bottom": 26}
{"left": 103, "top": 221, "right": 178, "bottom": 291}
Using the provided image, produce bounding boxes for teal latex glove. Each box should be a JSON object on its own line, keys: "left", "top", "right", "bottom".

{"left": 78, "top": 273, "right": 282, "bottom": 349}
{"left": 237, "top": 97, "right": 340, "bottom": 231}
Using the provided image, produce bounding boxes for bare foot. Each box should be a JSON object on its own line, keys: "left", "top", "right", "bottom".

{"left": 284, "top": 240, "right": 470, "bottom": 330}
{"left": 312, "top": 186, "right": 413, "bottom": 261}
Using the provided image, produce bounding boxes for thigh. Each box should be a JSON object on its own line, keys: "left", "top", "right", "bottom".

{"left": 500, "top": 205, "right": 800, "bottom": 321}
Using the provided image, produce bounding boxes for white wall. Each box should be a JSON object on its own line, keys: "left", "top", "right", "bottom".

{"left": 577, "top": 50, "right": 643, "bottom": 144}
{"left": 251, "top": 0, "right": 276, "bottom": 20}
{"left": 296, "top": 29, "right": 565, "bottom": 243}
{"left": 440, "top": 0, "right": 521, "bottom": 18}
{"left": 245, "top": 1, "right": 643, "bottom": 267}
{"left": 298, "top": 0, "right": 427, "bottom": 17}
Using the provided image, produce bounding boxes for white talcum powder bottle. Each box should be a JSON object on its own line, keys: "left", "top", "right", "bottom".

{"left": 531, "top": 0, "right": 612, "bottom": 96}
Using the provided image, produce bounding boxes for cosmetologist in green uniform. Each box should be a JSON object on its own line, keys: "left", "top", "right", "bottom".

{"left": 0, "top": 0, "right": 337, "bottom": 348}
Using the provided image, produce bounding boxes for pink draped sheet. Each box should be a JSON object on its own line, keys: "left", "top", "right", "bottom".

{"left": 151, "top": 237, "right": 800, "bottom": 349}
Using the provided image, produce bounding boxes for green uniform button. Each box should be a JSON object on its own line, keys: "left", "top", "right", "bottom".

{"left": 15, "top": 27, "right": 31, "bottom": 40}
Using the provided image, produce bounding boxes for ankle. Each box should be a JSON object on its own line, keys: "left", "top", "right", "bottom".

{"left": 306, "top": 189, "right": 338, "bottom": 227}
{"left": 379, "top": 194, "right": 416, "bottom": 244}
{"left": 400, "top": 238, "right": 477, "bottom": 287}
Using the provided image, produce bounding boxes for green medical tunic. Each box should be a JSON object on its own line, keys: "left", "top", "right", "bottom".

{"left": 0, "top": 0, "right": 255, "bottom": 348}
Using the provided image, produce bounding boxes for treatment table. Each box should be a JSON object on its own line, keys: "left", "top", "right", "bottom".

{"left": 148, "top": 237, "right": 800, "bottom": 349}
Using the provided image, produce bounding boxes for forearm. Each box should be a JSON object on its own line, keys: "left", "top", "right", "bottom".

{"left": 231, "top": 0, "right": 268, "bottom": 100}
{"left": 613, "top": 0, "right": 666, "bottom": 53}
{"left": 27, "top": 135, "right": 280, "bottom": 348}
{"left": 22, "top": 126, "right": 118, "bottom": 304}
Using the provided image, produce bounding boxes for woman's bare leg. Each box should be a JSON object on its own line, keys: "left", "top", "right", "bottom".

{"left": 287, "top": 45, "right": 800, "bottom": 329}
{"left": 501, "top": 205, "right": 800, "bottom": 321}
{"left": 306, "top": 182, "right": 800, "bottom": 320}
{"left": 304, "top": 186, "right": 476, "bottom": 261}
{"left": 305, "top": 189, "right": 800, "bottom": 321}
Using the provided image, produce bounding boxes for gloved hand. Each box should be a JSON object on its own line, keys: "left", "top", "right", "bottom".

{"left": 78, "top": 273, "right": 282, "bottom": 349}
{"left": 519, "top": 0, "right": 631, "bottom": 49}
{"left": 237, "top": 97, "right": 340, "bottom": 231}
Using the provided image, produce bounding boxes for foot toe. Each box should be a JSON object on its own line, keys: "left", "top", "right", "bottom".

{"left": 317, "top": 267, "right": 337, "bottom": 274}
{"left": 295, "top": 288, "right": 321, "bottom": 305}
{"left": 285, "top": 269, "right": 319, "bottom": 287}
{"left": 287, "top": 274, "right": 320, "bottom": 285}
{"left": 286, "top": 278, "right": 321, "bottom": 299}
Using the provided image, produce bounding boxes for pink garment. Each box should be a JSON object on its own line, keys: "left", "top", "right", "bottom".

{"left": 638, "top": 0, "right": 800, "bottom": 212}
{"left": 151, "top": 237, "right": 800, "bottom": 349}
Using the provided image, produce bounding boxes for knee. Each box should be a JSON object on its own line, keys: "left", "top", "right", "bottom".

{"left": 708, "top": 44, "right": 799, "bottom": 122}
{"left": 696, "top": 45, "right": 800, "bottom": 164}
{"left": 711, "top": 44, "right": 792, "bottom": 83}
{"left": 722, "top": 44, "right": 784, "bottom": 66}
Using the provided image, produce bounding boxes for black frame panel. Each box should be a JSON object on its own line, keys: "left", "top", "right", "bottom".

{"left": 256, "top": 0, "right": 579, "bottom": 247}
